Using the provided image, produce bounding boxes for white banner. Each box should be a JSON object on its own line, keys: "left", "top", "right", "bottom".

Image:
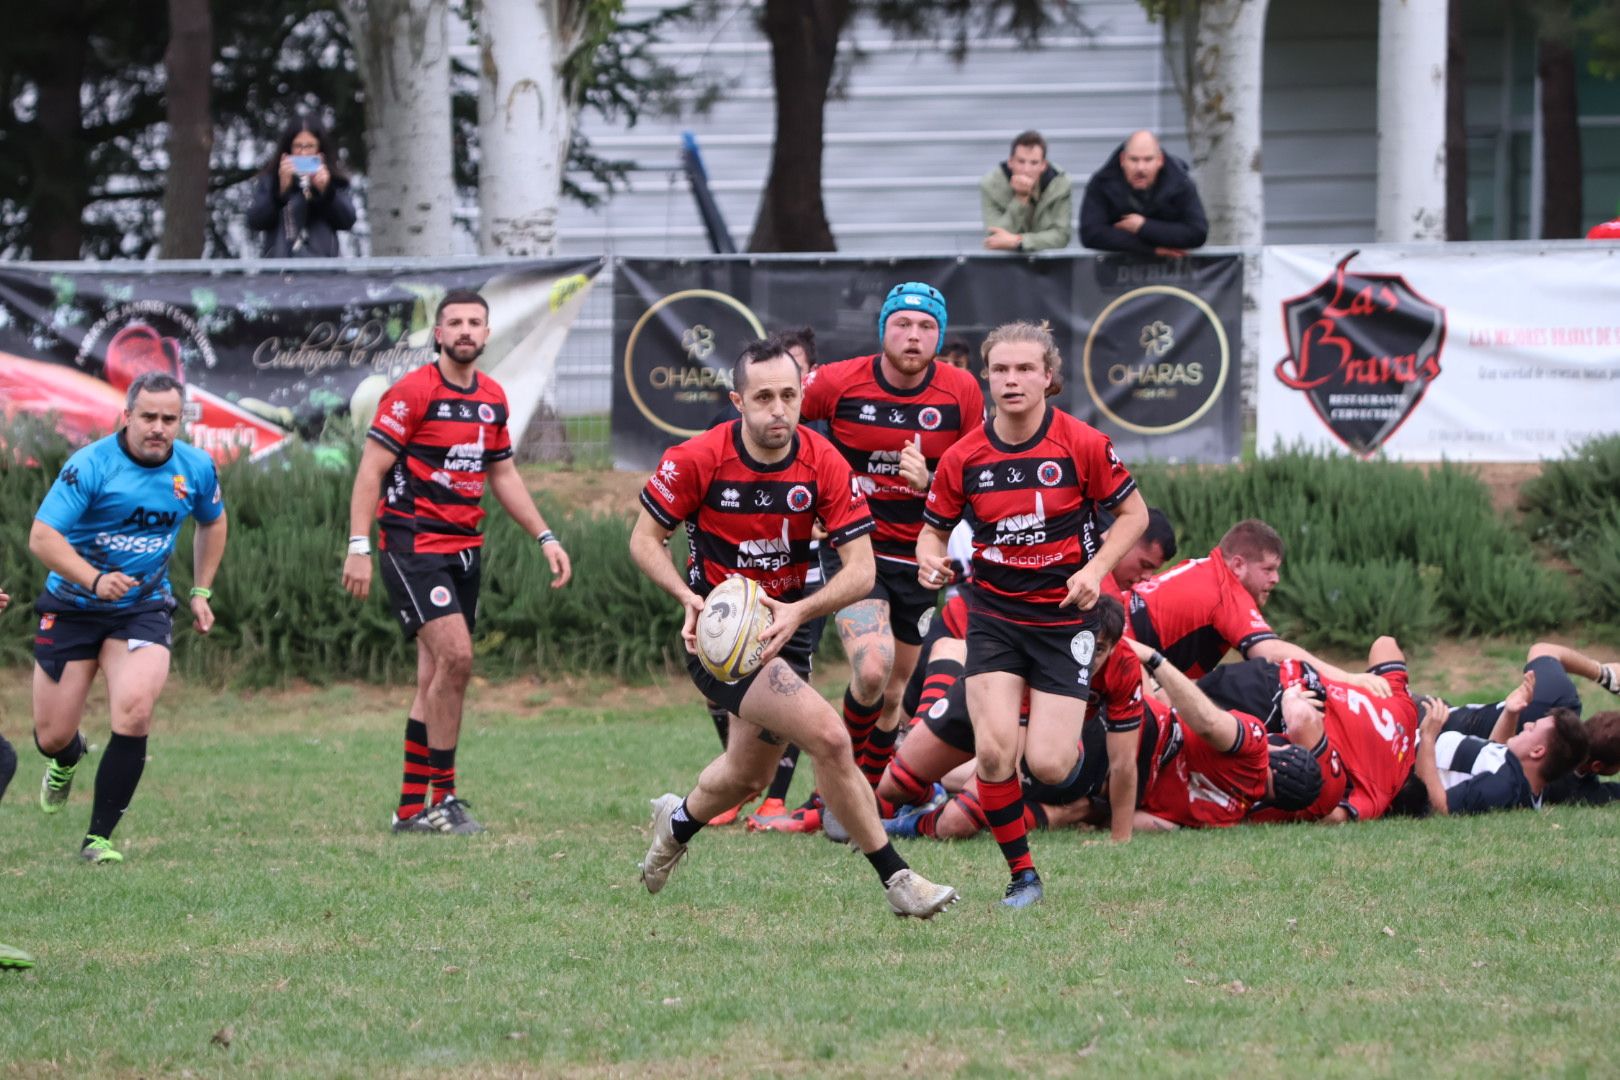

{"left": 1258, "top": 244, "right": 1620, "bottom": 461}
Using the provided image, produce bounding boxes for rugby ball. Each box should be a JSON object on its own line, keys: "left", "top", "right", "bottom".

{"left": 696, "top": 576, "right": 773, "bottom": 683}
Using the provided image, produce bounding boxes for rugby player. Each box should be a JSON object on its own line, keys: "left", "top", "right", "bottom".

{"left": 801, "top": 283, "right": 984, "bottom": 797}
{"left": 1413, "top": 680, "right": 1589, "bottom": 815}
{"left": 344, "top": 290, "right": 572, "bottom": 835}
{"left": 1128, "top": 519, "right": 1395, "bottom": 693}
{"left": 917, "top": 320, "right": 1149, "bottom": 907}
{"left": 629, "top": 334, "right": 958, "bottom": 919}
{"left": 29, "top": 372, "right": 228, "bottom": 863}
{"left": 1127, "top": 641, "right": 1324, "bottom": 830}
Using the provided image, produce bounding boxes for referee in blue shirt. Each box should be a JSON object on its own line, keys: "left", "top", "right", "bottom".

{"left": 27, "top": 371, "right": 228, "bottom": 864}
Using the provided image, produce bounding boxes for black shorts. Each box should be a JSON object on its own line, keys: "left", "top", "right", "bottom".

{"left": 32, "top": 599, "right": 174, "bottom": 683}
{"left": 1022, "top": 706, "right": 1161, "bottom": 809}
{"left": 900, "top": 601, "right": 964, "bottom": 718}
{"left": 688, "top": 620, "right": 817, "bottom": 717}
{"left": 825, "top": 547, "right": 938, "bottom": 647}
{"left": 379, "top": 548, "right": 480, "bottom": 640}
{"left": 964, "top": 611, "right": 1100, "bottom": 699}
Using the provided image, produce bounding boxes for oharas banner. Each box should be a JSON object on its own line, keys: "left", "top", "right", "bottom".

{"left": 612, "top": 254, "right": 1242, "bottom": 470}
{"left": 0, "top": 258, "right": 601, "bottom": 462}
{"left": 1259, "top": 245, "right": 1620, "bottom": 460}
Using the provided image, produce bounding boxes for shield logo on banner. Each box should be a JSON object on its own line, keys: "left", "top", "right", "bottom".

{"left": 1274, "top": 251, "right": 1446, "bottom": 457}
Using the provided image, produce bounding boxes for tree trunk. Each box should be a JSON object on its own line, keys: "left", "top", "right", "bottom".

{"left": 28, "top": 0, "right": 90, "bottom": 259}
{"left": 160, "top": 0, "right": 213, "bottom": 259}
{"left": 748, "top": 0, "right": 850, "bottom": 252}
{"left": 1376, "top": 0, "right": 1447, "bottom": 241}
{"left": 1538, "top": 35, "right": 1582, "bottom": 238}
{"left": 1186, "top": 0, "right": 1269, "bottom": 246}
{"left": 1445, "top": 0, "right": 1468, "bottom": 240}
{"left": 345, "top": 0, "right": 454, "bottom": 256}
{"left": 475, "top": 0, "right": 583, "bottom": 256}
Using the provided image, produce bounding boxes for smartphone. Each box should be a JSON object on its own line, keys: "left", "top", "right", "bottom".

{"left": 291, "top": 154, "right": 322, "bottom": 176}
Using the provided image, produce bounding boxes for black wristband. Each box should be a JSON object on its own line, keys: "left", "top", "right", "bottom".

{"left": 91, "top": 572, "right": 105, "bottom": 597}
{"left": 1143, "top": 650, "right": 1165, "bottom": 674}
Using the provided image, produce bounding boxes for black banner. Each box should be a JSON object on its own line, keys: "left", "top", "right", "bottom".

{"left": 0, "top": 258, "right": 602, "bottom": 462}
{"left": 612, "top": 254, "right": 1242, "bottom": 470}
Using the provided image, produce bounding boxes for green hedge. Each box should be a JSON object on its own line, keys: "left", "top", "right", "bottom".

{"left": 1517, "top": 435, "right": 1620, "bottom": 626}
{"left": 0, "top": 421, "right": 1579, "bottom": 684}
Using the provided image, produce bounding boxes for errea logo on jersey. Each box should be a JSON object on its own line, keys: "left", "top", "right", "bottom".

{"left": 859, "top": 404, "right": 877, "bottom": 422}
{"left": 720, "top": 487, "right": 740, "bottom": 508}
{"left": 978, "top": 469, "right": 995, "bottom": 488}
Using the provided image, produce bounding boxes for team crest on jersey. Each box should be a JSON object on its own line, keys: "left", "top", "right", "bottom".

{"left": 430, "top": 586, "right": 452, "bottom": 607}
{"left": 478, "top": 403, "right": 495, "bottom": 424}
{"left": 172, "top": 475, "right": 189, "bottom": 501}
{"left": 1070, "top": 630, "right": 1095, "bottom": 666}
{"left": 39, "top": 614, "right": 56, "bottom": 631}
{"left": 1036, "top": 461, "right": 1062, "bottom": 486}
{"left": 918, "top": 406, "right": 943, "bottom": 431}
{"left": 787, "top": 485, "right": 813, "bottom": 512}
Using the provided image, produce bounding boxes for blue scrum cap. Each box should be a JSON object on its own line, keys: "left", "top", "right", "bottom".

{"left": 877, "top": 281, "right": 947, "bottom": 345}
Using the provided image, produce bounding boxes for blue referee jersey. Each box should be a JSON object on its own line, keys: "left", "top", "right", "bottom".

{"left": 33, "top": 431, "right": 224, "bottom": 612}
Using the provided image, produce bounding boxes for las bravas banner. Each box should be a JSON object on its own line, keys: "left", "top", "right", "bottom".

{"left": 0, "top": 258, "right": 601, "bottom": 463}
{"left": 611, "top": 254, "right": 1242, "bottom": 471}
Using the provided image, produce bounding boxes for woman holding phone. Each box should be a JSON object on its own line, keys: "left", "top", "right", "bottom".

{"left": 247, "top": 116, "right": 357, "bottom": 257}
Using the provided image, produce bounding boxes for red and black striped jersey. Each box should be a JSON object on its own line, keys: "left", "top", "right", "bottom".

{"left": 1125, "top": 547, "right": 1278, "bottom": 678}
{"left": 1140, "top": 702, "right": 1270, "bottom": 828}
{"left": 639, "top": 420, "right": 875, "bottom": 599}
{"left": 367, "top": 363, "right": 514, "bottom": 555}
{"left": 802, "top": 354, "right": 983, "bottom": 565}
{"left": 924, "top": 407, "right": 1137, "bottom": 626}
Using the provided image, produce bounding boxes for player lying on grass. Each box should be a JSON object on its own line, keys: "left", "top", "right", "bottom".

{"left": 629, "top": 333, "right": 958, "bottom": 919}
{"left": 1122, "top": 641, "right": 1325, "bottom": 829}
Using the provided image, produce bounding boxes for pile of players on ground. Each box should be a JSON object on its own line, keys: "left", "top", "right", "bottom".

{"left": 733, "top": 513, "right": 1620, "bottom": 844}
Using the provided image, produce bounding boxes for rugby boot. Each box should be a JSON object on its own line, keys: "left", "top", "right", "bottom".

{"left": 39, "top": 733, "right": 87, "bottom": 814}
{"left": 1001, "top": 869, "right": 1044, "bottom": 909}
{"left": 79, "top": 835, "right": 124, "bottom": 865}
{"left": 744, "top": 797, "right": 789, "bottom": 831}
{"left": 0, "top": 943, "right": 35, "bottom": 970}
{"left": 392, "top": 796, "right": 485, "bottom": 835}
{"left": 639, "top": 793, "right": 688, "bottom": 894}
{"left": 883, "top": 784, "right": 949, "bottom": 838}
{"left": 884, "top": 869, "right": 959, "bottom": 919}
{"left": 821, "top": 804, "right": 851, "bottom": 844}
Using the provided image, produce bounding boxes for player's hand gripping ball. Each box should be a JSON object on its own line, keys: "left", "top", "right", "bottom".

{"left": 696, "top": 576, "right": 773, "bottom": 683}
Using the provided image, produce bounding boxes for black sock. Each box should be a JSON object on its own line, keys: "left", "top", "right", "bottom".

{"left": 707, "top": 701, "right": 730, "bottom": 750}
{"left": 0, "top": 733, "right": 16, "bottom": 803}
{"left": 765, "top": 745, "right": 800, "bottom": 801}
{"left": 37, "top": 729, "right": 84, "bottom": 768}
{"left": 866, "top": 841, "right": 908, "bottom": 886}
{"left": 86, "top": 733, "right": 146, "bottom": 841}
{"left": 670, "top": 797, "right": 705, "bottom": 844}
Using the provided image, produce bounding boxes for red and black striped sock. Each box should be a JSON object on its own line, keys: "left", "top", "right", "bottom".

{"left": 912, "top": 657, "right": 963, "bottom": 724}
{"left": 886, "top": 757, "right": 932, "bottom": 807}
{"left": 842, "top": 688, "right": 882, "bottom": 762}
{"left": 397, "top": 718, "right": 430, "bottom": 821}
{"left": 978, "top": 774, "right": 1035, "bottom": 876}
{"left": 857, "top": 726, "right": 899, "bottom": 790}
{"left": 1025, "top": 802, "right": 1049, "bottom": 831}
{"left": 428, "top": 746, "right": 457, "bottom": 805}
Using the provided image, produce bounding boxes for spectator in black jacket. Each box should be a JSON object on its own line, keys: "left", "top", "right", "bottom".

{"left": 246, "top": 117, "right": 357, "bottom": 258}
{"left": 1079, "top": 131, "right": 1208, "bottom": 256}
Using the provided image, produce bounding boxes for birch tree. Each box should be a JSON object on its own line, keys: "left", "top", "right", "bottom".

{"left": 345, "top": 0, "right": 455, "bottom": 256}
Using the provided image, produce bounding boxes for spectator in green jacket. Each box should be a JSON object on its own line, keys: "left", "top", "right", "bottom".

{"left": 980, "top": 131, "right": 1072, "bottom": 252}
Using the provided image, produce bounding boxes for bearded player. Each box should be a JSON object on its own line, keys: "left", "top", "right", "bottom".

{"left": 629, "top": 334, "right": 958, "bottom": 919}
{"left": 344, "top": 290, "right": 572, "bottom": 836}
{"left": 800, "top": 282, "right": 984, "bottom": 802}
{"left": 918, "top": 320, "right": 1148, "bottom": 908}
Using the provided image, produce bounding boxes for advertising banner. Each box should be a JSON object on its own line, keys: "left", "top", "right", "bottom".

{"left": 0, "top": 258, "right": 602, "bottom": 463}
{"left": 1258, "top": 245, "right": 1620, "bottom": 460}
{"left": 612, "top": 254, "right": 1243, "bottom": 470}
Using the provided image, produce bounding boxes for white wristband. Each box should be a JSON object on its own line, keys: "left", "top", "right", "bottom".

{"left": 348, "top": 536, "right": 372, "bottom": 557}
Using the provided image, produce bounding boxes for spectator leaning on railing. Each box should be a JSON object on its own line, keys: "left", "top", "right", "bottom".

{"left": 1079, "top": 130, "right": 1208, "bottom": 257}
{"left": 980, "top": 131, "right": 1073, "bottom": 252}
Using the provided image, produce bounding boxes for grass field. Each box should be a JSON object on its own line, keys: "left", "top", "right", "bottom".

{"left": 2, "top": 644, "right": 1618, "bottom": 1078}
